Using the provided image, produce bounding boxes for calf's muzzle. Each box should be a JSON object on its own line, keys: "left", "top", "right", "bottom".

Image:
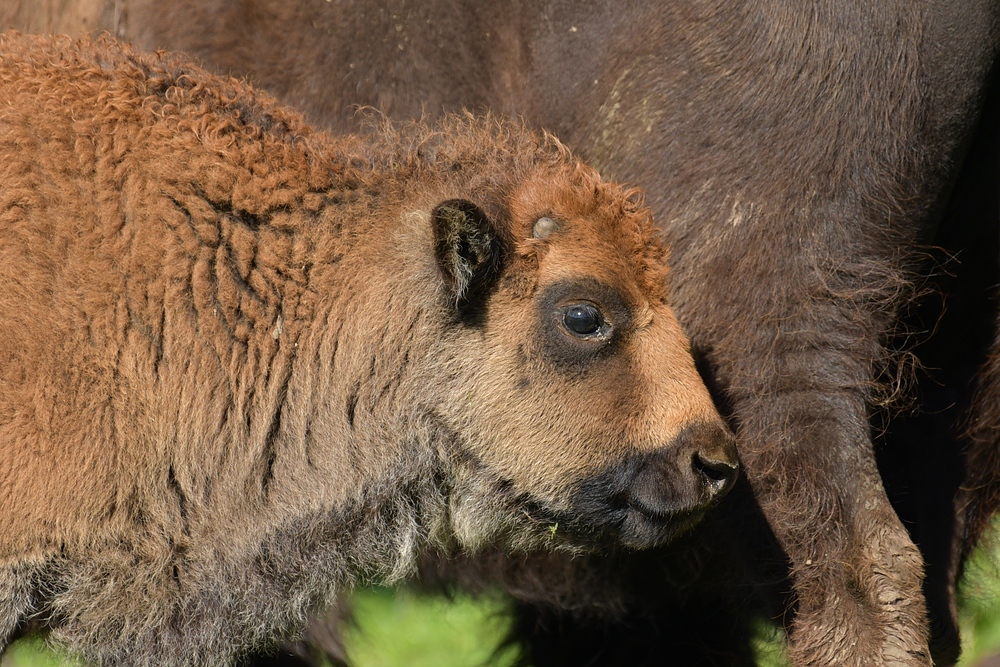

{"left": 569, "top": 421, "right": 738, "bottom": 549}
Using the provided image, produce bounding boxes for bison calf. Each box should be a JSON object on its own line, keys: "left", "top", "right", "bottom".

{"left": 0, "top": 32, "right": 736, "bottom": 666}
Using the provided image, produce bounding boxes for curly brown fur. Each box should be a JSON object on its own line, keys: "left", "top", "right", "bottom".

{"left": 0, "top": 32, "right": 738, "bottom": 666}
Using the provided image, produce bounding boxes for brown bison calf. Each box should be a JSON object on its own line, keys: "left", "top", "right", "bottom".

{"left": 0, "top": 33, "right": 736, "bottom": 666}
{"left": 11, "top": 2, "right": 996, "bottom": 664}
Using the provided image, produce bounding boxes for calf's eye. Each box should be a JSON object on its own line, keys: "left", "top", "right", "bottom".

{"left": 562, "top": 303, "right": 607, "bottom": 338}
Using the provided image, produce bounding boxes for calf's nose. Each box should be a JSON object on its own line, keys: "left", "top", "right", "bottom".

{"left": 687, "top": 420, "right": 739, "bottom": 501}
{"left": 567, "top": 421, "right": 739, "bottom": 549}
{"left": 693, "top": 448, "right": 739, "bottom": 499}
{"left": 627, "top": 422, "right": 739, "bottom": 518}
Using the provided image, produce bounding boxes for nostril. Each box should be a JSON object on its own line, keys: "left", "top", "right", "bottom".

{"left": 693, "top": 452, "right": 738, "bottom": 497}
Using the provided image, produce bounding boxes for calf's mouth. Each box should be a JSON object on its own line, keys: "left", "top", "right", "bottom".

{"left": 561, "top": 422, "right": 739, "bottom": 550}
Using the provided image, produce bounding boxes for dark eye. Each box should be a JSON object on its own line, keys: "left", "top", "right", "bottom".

{"left": 562, "top": 303, "right": 608, "bottom": 338}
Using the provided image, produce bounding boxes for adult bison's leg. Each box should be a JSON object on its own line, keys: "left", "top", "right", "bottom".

{"left": 678, "top": 231, "right": 929, "bottom": 666}
{"left": 734, "top": 379, "right": 927, "bottom": 666}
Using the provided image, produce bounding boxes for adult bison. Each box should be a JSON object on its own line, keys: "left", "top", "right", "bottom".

{"left": 0, "top": 32, "right": 738, "bottom": 666}
{"left": 4, "top": 1, "right": 999, "bottom": 664}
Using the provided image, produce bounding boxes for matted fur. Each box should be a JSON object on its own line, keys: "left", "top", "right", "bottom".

{"left": 0, "top": 33, "right": 736, "bottom": 666}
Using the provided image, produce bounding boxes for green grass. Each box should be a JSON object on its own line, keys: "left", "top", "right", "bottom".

{"left": 5, "top": 539, "right": 1000, "bottom": 667}
{"left": 753, "top": 620, "right": 792, "bottom": 667}
{"left": 341, "top": 587, "right": 518, "bottom": 667}
{"left": 959, "top": 530, "right": 1000, "bottom": 665}
{"left": 1, "top": 637, "right": 84, "bottom": 667}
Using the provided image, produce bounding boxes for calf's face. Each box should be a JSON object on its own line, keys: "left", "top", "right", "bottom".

{"left": 428, "top": 165, "right": 737, "bottom": 551}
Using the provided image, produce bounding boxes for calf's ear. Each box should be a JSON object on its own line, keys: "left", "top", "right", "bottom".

{"left": 432, "top": 199, "right": 506, "bottom": 314}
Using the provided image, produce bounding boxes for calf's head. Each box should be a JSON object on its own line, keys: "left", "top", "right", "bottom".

{"left": 417, "top": 148, "right": 737, "bottom": 552}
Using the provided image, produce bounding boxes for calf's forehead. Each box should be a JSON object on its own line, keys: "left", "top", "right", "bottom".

{"left": 534, "top": 241, "right": 655, "bottom": 318}
{"left": 509, "top": 165, "right": 620, "bottom": 227}
{"left": 507, "top": 171, "right": 668, "bottom": 305}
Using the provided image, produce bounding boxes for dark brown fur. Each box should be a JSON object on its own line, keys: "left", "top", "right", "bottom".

{"left": 0, "top": 32, "right": 737, "bottom": 666}
{"left": 5, "top": 2, "right": 1000, "bottom": 665}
